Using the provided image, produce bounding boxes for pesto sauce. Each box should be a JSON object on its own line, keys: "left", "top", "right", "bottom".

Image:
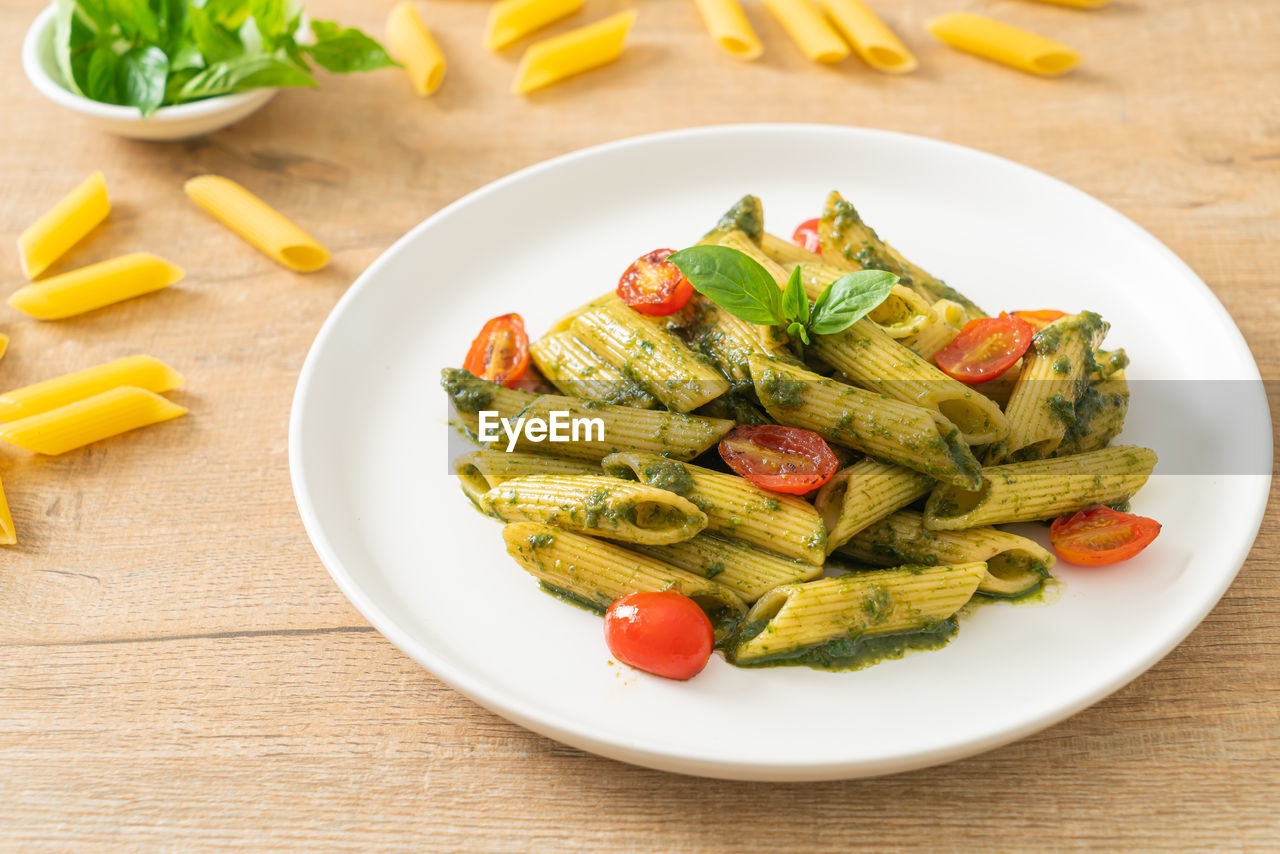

{"left": 538, "top": 581, "right": 607, "bottom": 615}
{"left": 714, "top": 195, "right": 764, "bottom": 240}
{"left": 730, "top": 619, "right": 959, "bottom": 671}
{"left": 441, "top": 368, "right": 497, "bottom": 413}
{"left": 640, "top": 459, "right": 695, "bottom": 496}
{"left": 757, "top": 370, "right": 807, "bottom": 410}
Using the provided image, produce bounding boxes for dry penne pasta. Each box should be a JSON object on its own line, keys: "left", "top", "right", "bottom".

{"left": 693, "top": 0, "right": 764, "bottom": 60}
{"left": 0, "top": 387, "right": 186, "bottom": 455}
{"left": 184, "top": 175, "right": 330, "bottom": 272}
{"left": 487, "top": 0, "right": 583, "bottom": 50}
{"left": 481, "top": 475, "right": 708, "bottom": 544}
{"left": 386, "top": 2, "right": 447, "bottom": 95}
{"left": 18, "top": 171, "right": 110, "bottom": 279}
{"left": 512, "top": 11, "right": 636, "bottom": 95}
{"left": 8, "top": 253, "right": 182, "bottom": 320}
{"left": 927, "top": 13, "right": 1080, "bottom": 77}
{"left": 0, "top": 334, "right": 7, "bottom": 363}
{"left": 763, "top": 0, "right": 850, "bottom": 63}
{"left": 0, "top": 474, "right": 14, "bottom": 545}
{"left": 503, "top": 522, "right": 746, "bottom": 638}
{"left": 0, "top": 355, "right": 184, "bottom": 421}
{"left": 819, "top": 0, "right": 917, "bottom": 73}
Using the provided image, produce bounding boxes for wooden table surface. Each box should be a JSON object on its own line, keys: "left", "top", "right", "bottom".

{"left": 2, "top": 0, "right": 1277, "bottom": 849}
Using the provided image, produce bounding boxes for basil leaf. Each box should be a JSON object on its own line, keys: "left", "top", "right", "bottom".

{"left": 808, "top": 270, "right": 898, "bottom": 336}
{"left": 668, "top": 246, "right": 784, "bottom": 327}
{"left": 56, "top": 0, "right": 105, "bottom": 96}
{"left": 169, "top": 41, "right": 205, "bottom": 72}
{"left": 787, "top": 321, "right": 810, "bottom": 347}
{"left": 155, "top": 0, "right": 188, "bottom": 49}
{"left": 85, "top": 43, "right": 121, "bottom": 103}
{"left": 250, "top": 0, "right": 287, "bottom": 43}
{"left": 117, "top": 45, "right": 169, "bottom": 116}
{"left": 189, "top": 6, "right": 242, "bottom": 64}
{"left": 177, "top": 53, "right": 314, "bottom": 101}
{"left": 106, "top": 0, "right": 159, "bottom": 42}
{"left": 782, "top": 265, "right": 809, "bottom": 325}
{"left": 305, "top": 20, "right": 399, "bottom": 72}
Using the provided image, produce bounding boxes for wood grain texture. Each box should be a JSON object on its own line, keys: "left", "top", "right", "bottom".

{"left": 1, "top": 0, "right": 1277, "bottom": 848}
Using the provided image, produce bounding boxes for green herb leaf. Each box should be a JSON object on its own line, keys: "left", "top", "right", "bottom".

{"left": 808, "top": 270, "right": 898, "bottom": 336}
{"left": 667, "top": 246, "right": 784, "bottom": 327}
{"left": 786, "top": 321, "right": 810, "bottom": 346}
{"left": 782, "top": 265, "right": 809, "bottom": 326}
{"left": 189, "top": 6, "right": 242, "bottom": 64}
{"left": 176, "top": 52, "right": 315, "bottom": 101}
{"left": 305, "top": 20, "right": 399, "bottom": 72}
{"left": 84, "top": 43, "right": 120, "bottom": 103}
{"left": 117, "top": 46, "right": 169, "bottom": 117}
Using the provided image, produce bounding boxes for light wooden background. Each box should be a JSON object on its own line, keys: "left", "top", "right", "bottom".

{"left": 1, "top": 0, "right": 1277, "bottom": 849}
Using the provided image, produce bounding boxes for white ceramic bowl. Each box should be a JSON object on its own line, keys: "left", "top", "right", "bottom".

{"left": 22, "top": 5, "right": 276, "bottom": 141}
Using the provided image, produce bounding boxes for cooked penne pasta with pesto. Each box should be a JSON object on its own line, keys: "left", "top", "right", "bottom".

{"left": 444, "top": 192, "right": 1161, "bottom": 679}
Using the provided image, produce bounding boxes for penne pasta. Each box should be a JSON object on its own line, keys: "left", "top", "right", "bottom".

{"left": 814, "top": 458, "right": 934, "bottom": 553}
{"left": 386, "top": 2, "right": 447, "bottom": 95}
{"left": 693, "top": 0, "right": 764, "bottom": 60}
{"left": 0, "top": 473, "right": 14, "bottom": 545}
{"left": 759, "top": 232, "right": 821, "bottom": 267}
{"left": 8, "top": 253, "right": 182, "bottom": 320}
{"left": 455, "top": 449, "right": 599, "bottom": 490}
{"left": 631, "top": 533, "right": 820, "bottom": 602}
{"left": 512, "top": 11, "right": 636, "bottom": 95}
{"left": 0, "top": 355, "right": 184, "bottom": 421}
{"left": 838, "top": 510, "right": 1054, "bottom": 598}
{"left": 602, "top": 451, "right": 828, "bottom": 565}
{"left": 1056, "top": 358, "right": 1129, "bottom": 457}
{"left": 18, "top": 171, "right": 110, "bottom": 279}
{"left": 812, "top": 317, "right": 1009, "bottom": 445}
{"left": 729, "top": 563, "right": 987, "bottom": 666}
{"left": 924, "top": 445, "right": 1157, "bottom": 531}
{"left": 1023, "top": 0, "right": 1111, "bottom": 8}
{"left": 184, "top": 175, "right": 330, "bottom": 272}
{"left": 819, "top": 191, "right": 986, "bottom": 320}
{"left": 819, "top": 0, "right": 917, "bottom": 73}
{"left": 530, "top": 330, "right": 657, "bottom": 408}
{"left": 0, "top": 334, "right": 7, "bottom": 363}
{"left": 481, "top": 474, "right": 708, "bottom": 544}
{"left": 571, "top": 299, "right": 731, "bottom": 412}
{"left": 503, "top": 522, "right": 747, "bottom": 638}
{"left": 0, "top": 387, "right": 186, "bottom": 455}
{"left": 990, "top": 312, "right": 1109, "bottom": 463}
{"left": 749, "top": 354, "right": 983, "bottom": 489}
{"left": 927, "top": 13, "right": 1080, "bottom": 77}
{"left": 442, "top": 369, "right": 733, "bottom": 461}
{"left": 762, "top": 0, "right": 850, "bottom": 63}
{"left": 487, "top": 0, "right": 583, "bottom": 51}
{"left": 899, "top": 298, "right": 964, "bottom": 360}
{"left": 782, "top": 262, "right": 932, "bottom": 339}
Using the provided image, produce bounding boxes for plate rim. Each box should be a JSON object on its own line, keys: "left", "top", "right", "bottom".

{"left": 288, "top": 123, "right": 1273, "bottom": 781}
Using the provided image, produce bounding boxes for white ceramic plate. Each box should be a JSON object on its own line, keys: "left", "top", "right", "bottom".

{"left": 289, "top": 125, "right": 1271, "bottom": 781}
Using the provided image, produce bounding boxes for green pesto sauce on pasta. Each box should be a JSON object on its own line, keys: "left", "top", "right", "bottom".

{"left": 730, "top": 618, "right": 958, "bottom": 671}
{"left": 441, "top": 369, "right": 496, "bottom": 413}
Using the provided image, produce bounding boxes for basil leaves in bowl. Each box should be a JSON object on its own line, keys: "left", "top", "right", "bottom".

{"left": 22, "top": 1, "right": 397, "bottom": 140}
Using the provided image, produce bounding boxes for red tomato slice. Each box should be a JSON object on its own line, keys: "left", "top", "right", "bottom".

{"left": 604, "top": 591, "right": 714, "bottom": 680}
{"left": 1050, "top": 506, "right": 1161, "bottom": 566}
{"left": 617, "top": 248, "right": 694, "bottom": 316}
{"left": 1009, "top": 309, "right": 1068, "bottom": 331}
{"left": 463, "top": 313, "right": 529, "bottom": 388}
{"left": 792, "top": 218, "right": 822, "bottom": 254}
{"left": 934, "top": 315, "right": 1035, "bottom": 383}
{"left": 718, "top": 425, "right": 839, "bottom": 495}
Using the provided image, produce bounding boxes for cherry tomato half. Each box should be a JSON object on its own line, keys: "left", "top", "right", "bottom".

{"left": 934, "top": 315, "right": 1036, "bottom": 383}
{"left": 792, "top": 218, "right": 822, "bottom": 254}
{"left": 1009, "top": 309, "right": 1068, "bottom": 331}
{"left": 617, "top": 248, "right": 694, "bottom": 316}
{"left": 718, "top": 425, "right": 839, "bottom": 495}
{"left": 604, "top": 591, "right": 714, "bottom": 680}
{"left": 1050, "top": 506, "right": 1161, "bottom": 566}
{"left": 463, "top": 313, "right": 530, "bottom": 388}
